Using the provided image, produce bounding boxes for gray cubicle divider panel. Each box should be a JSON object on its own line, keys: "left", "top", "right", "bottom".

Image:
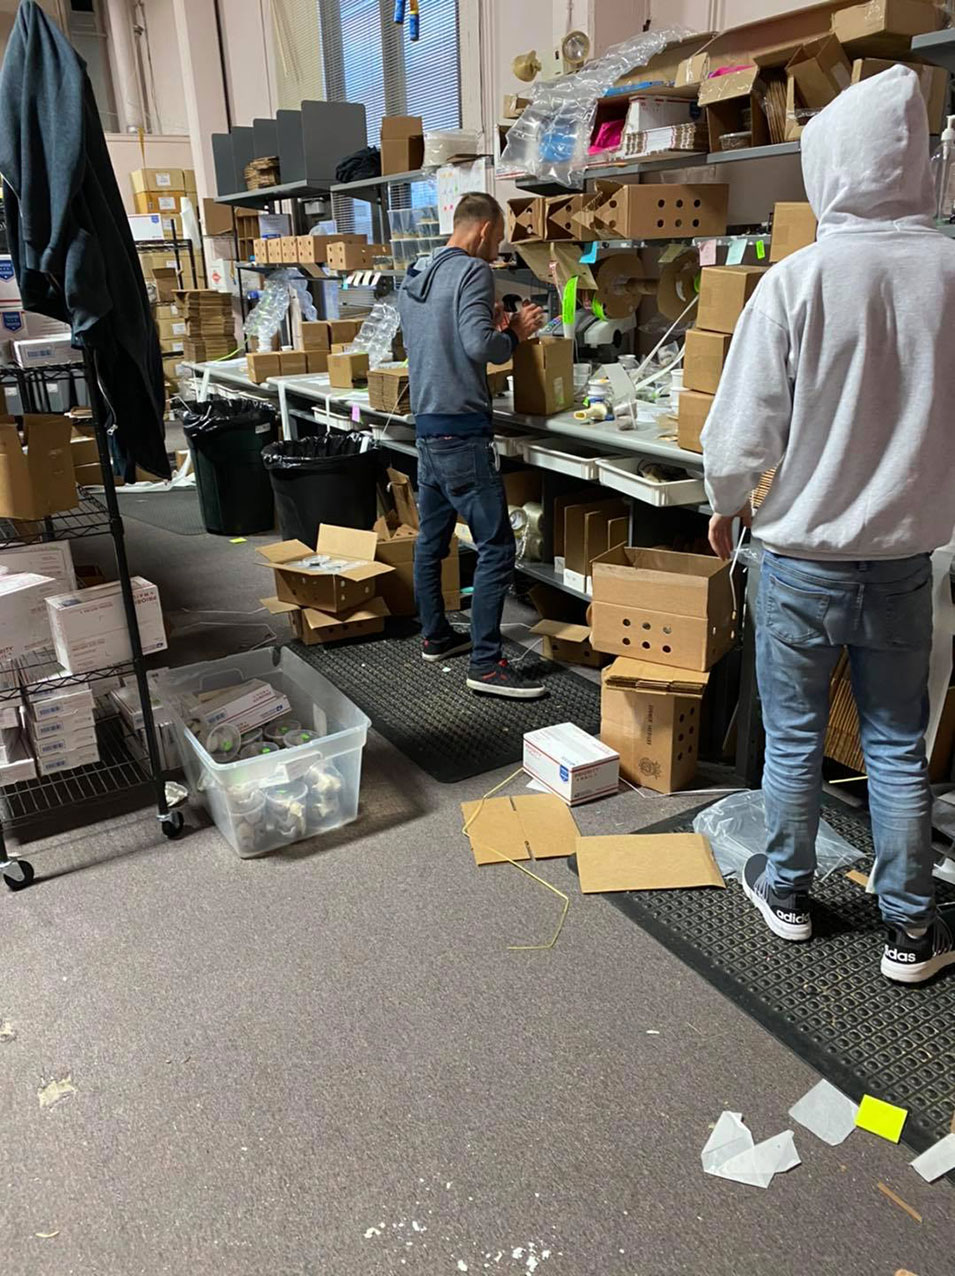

{"left": 277, "top": 110, "right": 305, "bottom": 184}
{"left": 300, "top": 100, "right": 368, "bottom": 183}
{"left": 253, "top": 117, "right": 280, "bottom": 164}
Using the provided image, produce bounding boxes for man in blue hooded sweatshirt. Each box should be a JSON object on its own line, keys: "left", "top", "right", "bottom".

{"left": 398, "top": 192, "right": 545, "bottom": 699}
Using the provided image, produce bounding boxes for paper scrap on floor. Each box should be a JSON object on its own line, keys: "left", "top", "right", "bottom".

{"left": 856, "top": 1094, "right": 908, "bottom": 1143}
{"left": 461, "top": 794, "right": 579, "bottom": 866}
{"left": 910, "top": 1132, "right": 955, "bottom": 1182}
{"left": 576, "top": 833, "right": 724, "bottom": 894}
{"left": 788, "top": 1079, "right": 859, "bottom": 1147}
{"left": 701, "top": 1111, "right": 800, "bottom": 1189}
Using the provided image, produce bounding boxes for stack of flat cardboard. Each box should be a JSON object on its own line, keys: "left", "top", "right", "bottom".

{"left": 176, "top": 290, "right": 235, "bottom": 362}
{"left": 374, "top": 469, "right": 460, "bottom": 617}
{"left": 258, "top": 525, "right": 395, "bottom": 645}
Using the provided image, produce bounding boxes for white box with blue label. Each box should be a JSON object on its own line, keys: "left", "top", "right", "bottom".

{"left": 522, "top": 722, "right": 620, "bottom": 806}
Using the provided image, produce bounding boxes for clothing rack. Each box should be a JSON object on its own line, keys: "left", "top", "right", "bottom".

{"left": 0, "top": 347, "right": 183, "bottom": 891}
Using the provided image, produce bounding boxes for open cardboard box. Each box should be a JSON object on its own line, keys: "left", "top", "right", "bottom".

{"left": 614, "top": 33, "right": 715, "bottom": 92}
{"left": 600, "top": 657, "right": 709, "bottom": 794}
{"left": 506, "top": 197, "right": 546, "bottom": 244}
{"left": 257, "top": 525, "right": 394, "bottom": 614}
{"left": 375, "top": 469, "right": 460, "bottom": 616}
{"left": 590, "top": 547, "right": 736, "bottom": 671}
{"left": 531, "top": 619, "right": 607, "bottom": 668}
{"left": 851, "top": 56, "right": 949, "bottom": 128}
{"left": 0, "top": 415, "right": 78, "bottom": 520}
{"left": 263, "top": 595, "right": 390, "bottom": 645}
{"left": 832, "top": 0, "right": 943, "bottom": 57}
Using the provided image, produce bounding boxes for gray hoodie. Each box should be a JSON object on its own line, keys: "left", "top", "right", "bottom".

{"left": 702, "top": 65, "right": 955, "bottom": 559}
{"left": 397, "top": 247, "right": 517, "bottom": 436}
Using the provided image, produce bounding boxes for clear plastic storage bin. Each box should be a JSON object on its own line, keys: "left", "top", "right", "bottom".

{"left": 161, "top": 647, "right": 370, "bottom": 858}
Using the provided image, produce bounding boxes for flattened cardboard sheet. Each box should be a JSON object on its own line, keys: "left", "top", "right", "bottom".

{"left": 461, "top": 794, "right": 580, "bottom": 866}
{"left": 577, "top": 833, "right": 724, "bottom": 893}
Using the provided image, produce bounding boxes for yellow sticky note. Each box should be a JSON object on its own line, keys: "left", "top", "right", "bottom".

{"left": 229, "top": 537, "right": 247, "bottom": 544}
{"left": 855, "top": 1094, "right": 907, "bottom": 1143}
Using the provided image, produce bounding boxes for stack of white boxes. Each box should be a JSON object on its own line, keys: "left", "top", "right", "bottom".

{"left": 24, "top": 677, "right": 98, "bottom": 776}
{"left": 45, "top": 577, "right": 167, "bottom": 674}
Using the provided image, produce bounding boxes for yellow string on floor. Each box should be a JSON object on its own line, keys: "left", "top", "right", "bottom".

{"left": 462, "top": 767, "right": 571, "bottom": 953}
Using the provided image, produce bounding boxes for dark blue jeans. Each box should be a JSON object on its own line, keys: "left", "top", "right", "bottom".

{"left": 415, "top": 436, "right": 515, "bottom": 669}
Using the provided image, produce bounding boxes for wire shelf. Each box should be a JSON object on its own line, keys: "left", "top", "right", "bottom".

{"left": 0, "top": 649, "right": 135, "bottom": 704}
{"left": 0, "top": 716, "right": 151, "bottom": 829}
{"left": 0, "top": 494, "right": 113, "bottom": 548}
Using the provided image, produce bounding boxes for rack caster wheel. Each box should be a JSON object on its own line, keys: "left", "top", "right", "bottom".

{"left": 161, "top": 811, "right": 185, "bottom": 840}
{"left": 3, "top": 860, "right": 35, "bottom": 891}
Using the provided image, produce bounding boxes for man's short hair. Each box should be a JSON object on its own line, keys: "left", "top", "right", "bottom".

{"left": 454, "top": 191, "right": 504, "bottom": 228}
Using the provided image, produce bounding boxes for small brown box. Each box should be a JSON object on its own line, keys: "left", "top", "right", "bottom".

{"left": 281, "top": 236, "right": 300, "bottom": 263}
{"left": 279, "top": 350, "right": 308, "bottom": 375}
{"left": 326, "top": 241, "right": 372, "bottom": 272}
{"left": 600, "top": 667, "right": 705, "bottom": 795}
{"left": 506, "top": 197, "right": 546, "bottom": 244}
{"left": 266, "top": 238, "right": 285, "bottom": 264}
{"left": 589, "top": 183, "right": 729, "bottom": 240}
{"left": 306, "top": 351, "right": 329, "bottom": 374}
{"left": 202, "top": 198, "right": 235, "bottom": 238}
{"left": 512, "top": 337, "right": 574, "bottom": 417}
{"left": 329, "top": 319, "right": 363, "bottom": 344}
{"left": 296, "top": 233, "right": 365, "bottom": 264}
{"left": 246, "top": 352, "right": 283, "bottom": 384}
{"left": 677, "top": 390, "right": 714, "bottom": 454}
{"left": 368, "top": 366, "right": 411, "bottom": 414}
{"left": 769, "top": 202, "right": 817, "bottom": 262}
{"left": 695, "top": 266, "right": 769, "bottom": 334}
{"left": 133, "top": 189, "right": 186, "bottom": 215}
{"left": 683, "top": 330, "right": 731, "bottom": 396}
{"left": 301, "top": 321, "right": 330, "bottom": 351}
{"left": 380, "top": 115, "right": 424, "bottom": 175}
{"left": 327, "top": 351, "right": 370, "bottom": 389}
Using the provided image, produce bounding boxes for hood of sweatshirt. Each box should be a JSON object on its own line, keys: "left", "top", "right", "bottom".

{"left": 801, "top": 64, "right": 935, "bottom": 236}
{"left": 401, "top": 246, "right": 468, "bottom": 302}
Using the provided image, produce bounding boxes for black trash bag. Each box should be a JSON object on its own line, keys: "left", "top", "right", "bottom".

{"left": 179, "top": 399, "right": 277, "bottom": 438}
{"left": 261, "top": 433, "right": 369, "bottom": 467}
{"left": 262, "top": 436, "right": 378, "bottom": 543}
{"left": 335, "top": 145, "right": 382, "bottom": 184}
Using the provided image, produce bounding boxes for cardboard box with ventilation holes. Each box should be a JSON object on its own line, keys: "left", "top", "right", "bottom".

{"left": 590, "top": 547, "right": 735, "bottom": 671}
{"left": 588, "top": 183, "right": 729, "bottom": 240}
{"left": 600, "top": 657, "right": 709, "bottom": 794}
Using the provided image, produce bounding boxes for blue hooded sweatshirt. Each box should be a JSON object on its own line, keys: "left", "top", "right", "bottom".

{"left": 397, "top": 247, "right": 518, "bottom": 437}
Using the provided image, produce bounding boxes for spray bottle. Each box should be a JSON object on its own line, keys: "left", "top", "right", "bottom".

{"left": 932, "top": 115, "right": 955, "bottom": 223}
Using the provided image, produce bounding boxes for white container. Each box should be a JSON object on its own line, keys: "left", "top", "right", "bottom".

{"left": 520, "top": 438, "right": 622, "bottom": 482}
{"left": 161, "top": 647, "right": 370, "bottom": 858}
{"left": 595, "top": 455, "right": 706, "bottom": 507}
{"left": 523, "top": 723, "right": 620, "bottom": 806}
{"left": 494, "top": 429, "right": 543, "bottom": 458}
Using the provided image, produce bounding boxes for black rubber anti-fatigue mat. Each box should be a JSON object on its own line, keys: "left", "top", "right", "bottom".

{"left": 290, "top": 621, "right": 601, "bottom": 784}
{"left": 572, "top": 800, "right": 955, "bottom": 1155}
{"left": 116, "top": 489, "right": 208, "bottom": 536}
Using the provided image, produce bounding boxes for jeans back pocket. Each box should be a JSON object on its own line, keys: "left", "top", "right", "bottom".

{"left": 763, "top": 573, "right": 831, "bottom": 645}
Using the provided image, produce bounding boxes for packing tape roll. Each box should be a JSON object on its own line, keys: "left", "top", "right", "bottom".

{"left": 594, "top": 253, "right": 657, "bottom": 320}
{"left": 523, "top": 502, "right": 543, "bottom": 536}
{"left": 509, "top": 504, "right": 529, "bottom": 532}
{"left": 524, "top": 532, "right": 544, "bottom": 562}
{"left": 657, "top": 248, "right": 701, "bottom": 321}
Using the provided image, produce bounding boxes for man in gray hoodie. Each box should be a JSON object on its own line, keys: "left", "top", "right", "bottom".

{"left": 398, "top": 192, "right": 545, "bottom": 699}
{"left": 702, "top": 66, "right": 955, "bottom": 985}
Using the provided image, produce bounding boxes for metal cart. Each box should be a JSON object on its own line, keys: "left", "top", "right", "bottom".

{"left": 0, "top": 346, "right": 184, "bottom": 891}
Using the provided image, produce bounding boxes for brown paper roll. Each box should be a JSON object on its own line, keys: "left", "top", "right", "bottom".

{"left": 594, "top": 253, "right": 656, "bottom": 319}
{"left": 657, "top": 248, "right": 701, "bottom": 321}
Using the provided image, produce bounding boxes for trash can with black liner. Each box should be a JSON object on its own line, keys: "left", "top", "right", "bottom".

{"left": 261, "top": 435, "right": 378, "bottom": 545}
{"left": 180, "top": 401, "right": 278, "bottom": 536}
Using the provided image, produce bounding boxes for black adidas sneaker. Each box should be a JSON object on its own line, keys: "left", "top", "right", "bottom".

{"left": 421, "top": 629, "right": 472, "bottom": 663}
{"left": 881, "top": 906, "right": 955, "bottom": 985}
{"left": 742, "top": 853, "right": 812, "bottom": 942}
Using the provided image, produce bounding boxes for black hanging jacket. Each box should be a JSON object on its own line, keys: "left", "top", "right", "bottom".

{"left": 0, "top": 0, "right": 170, "bottom": 478}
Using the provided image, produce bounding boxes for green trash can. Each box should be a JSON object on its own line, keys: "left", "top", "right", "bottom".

{"left": 182, "top": 403, "right": 278, "bottom": 536}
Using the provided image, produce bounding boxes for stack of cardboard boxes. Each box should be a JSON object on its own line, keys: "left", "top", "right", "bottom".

{"left": 251, "top": 233, "right": 390, "bottom": 272}
{"left": 245, "top": 319, "right": 366, "bottom": 385}
{"left": 130, "top": 167, "right": 197, "bottom": 241}
{"left": 176, "top": 290, "right": 235, "bottom": 363}
{"left": 374, "top": 469, "right": 460, "bottom": 619}
{"left": 508, "top": 183, "right": 730, "bottom": 247}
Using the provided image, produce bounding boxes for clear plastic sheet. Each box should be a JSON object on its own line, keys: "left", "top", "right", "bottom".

{"left": 346, "top": 300, "right": 401, "bottom": 369}
{"left": 499, "top": 27, "right": 689, "bottom": 187}
{"left": 692, "top": 789, "right": 863, "bottom": 881}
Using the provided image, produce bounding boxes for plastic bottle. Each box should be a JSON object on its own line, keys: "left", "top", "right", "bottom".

{"left": 932, "top": 115, "right": 955, "bottom": 223}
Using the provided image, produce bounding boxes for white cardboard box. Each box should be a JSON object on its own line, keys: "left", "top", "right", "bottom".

{"left": 523, "top": 722, "right": 620, "bottom": 805}
{"left": 13, "top": 334, "right": 81, "bottom": 367}
{"left": 46, "top": 577, "right": 167, "bottom": 674}
{"left": 28, "top": 704, "right": 96, "bottom": 740}
{"left": 37, "top": 741, "right": 100, "bottom": 776}
{"left": 0, "top": 543, "right": 76, "bottom": 593}
{"left": 0, "top": 733, "right": 36, "bottom": 784}
{"left": 184, "top": 679, "right": 292, "bottom": 736}
{"left": 0, "top": 256, "right": 20, "bottom": 303}
{"left": 30, "top": 724, "right": 98, "bottom": 760}
{"left": 25, "top": 681, "right": 94, "bottom": 722}
{"left": 0, "top": 573, "right": 58, "bottom": 662}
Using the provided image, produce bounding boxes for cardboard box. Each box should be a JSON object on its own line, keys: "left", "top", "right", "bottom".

{"left": 851, "top": 57, "right": 949, "bottom": 129}
{"left": 541, "top": 194, "right": 596, "bottom": 243}
{"left": 156, "top": 317, "right": 188, "bottom": 341}
{"left": 279, "top": 236, "right": 298, "bottom": 263}
{"left": 676, "top": 52, "right": 710, "bottom": 89}
{"left": 512, "top": 337, "right": 574, "bottom": 417}
{"left": 590, "top": 547, "right": 735, "bottom": 671}
{"left": 306, "top": 351, "right": 328, "bottom": 374}
{"left": 786, "top": 34, "right": 852, "bottom": 109}
{"left": 503, "top": 94, "right": 532, "bottom": 118}
{"left": 0, "top": 256, "right": 20, "bottom": 303}
{"left": 131, "top": 167, "right": 185, "bottom": 194}
{"left": 368, "top": 366, "right": 411, "bottom": 414}
{"left": 530, "top": 620, "right": 607, "bottom": 669}
{"left": 201, "top": 198, "right": 235, "bottom": 238}
{"left": 696, "top": 266, "right": 768, "bottom": 334}
{"left": 246, "top": 352, "right": 282, "bottom": 384}
{"left": 252, "top": 237, "right": 270, "bottom": 263}
{"left": 257, "top": 526, "right": 394, "bottom": 614}
{"left": 46, "top": 577, "right": 167, "bottom": 674}
{"left": 301, "top": 319, "right": 362, "bottom": 352}
{"left": 523, "top": 722, "right": 620, "bottom": 806}
{"left": 507, "top": 197, "right": 546, "bottom": 244}
{"left": 0, "top": 542, "right": 76, "bottom": 592}
{"left": 0, "top": 572, "right": 59, "bottom": 661}
{"left": 185, "top": 679, "right": 291, "bottom": 735}
{"left": 699, "top": 65, "right": 770, "bottom": 151}
{"left": 296, "top": 232, "right": 365, "bottom": 264}
{"left": 562, "top": 497, "right": 629, "bottom": 594}
{"left": 267, "top": 238, "right": 285, "bottom": 264}
{"left": 683, "top": 330, "right": 731, "bottom": 396}
{"left": 25, "top": 680, "right": 94, "bottom": 723}
{"left": 588, "top": 183, "right": 729, "bottom": 240}
{"left": 327, "top": 351, "right": 370, "bottom": 389}
{"left": 832, "top": 0, "right": 942, "bottom": 56}
{"left": 0, "top": 415, "right": 78, "bottom": 519}
{"left": 278, "top": 350, "right": 308, "bottom": 376}
{"left": 326, "top": 241, "right": 374, "bottom": 272}
{"left": 769, "top": 202, "right": 817, "bottom": 262}
{"left": 375, "top": 533, "right": 460, "bottom": 617}
{"left": 381, "top": 115, "right": 425, "bottom": 175}
{"left": 30, "top": 702, "right": 95, "bottom": 740}
{"left": 273, "top": 596, "right": 390, "bottom": 646}
{"left": 12, "top": 335, "right": 81, "bottom": 369}
{"left": 678, "top": 389, "right": 714, "bottom": 454}
{"left": 601, "top": 658, "right": 708, "bottom": 794}
{"left": 133, "top": 190, "right": 186, "bottom": 216}
{"left": 624, "top": 95, "right": 697, "bottom": 137}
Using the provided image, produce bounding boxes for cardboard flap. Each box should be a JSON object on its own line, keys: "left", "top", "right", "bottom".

{"left": 256, "top": 539, "right": 314, "bottom": 567}
{"left": 339, "top": 559, "right": 395, "bottom": 584}
{"left": 603, "top": 657, "right": 709, "bottom": 697}
{"left": 698, "top": 64, "right": 761, "bottom": 106}
{"left": 460, "top": 793, "right": 579, "bottom": 866}
{"left": 316, "top": 524, "right": 380, "bottom": 563}
{"left": 531, "top": 620, "right": 592, "bottom": 644}
{"left": 387, "top": 468, "right": 419, "bottom": 531}
{"left": 302, "top": 596, "right": 390, "bottom": 631}
{"left": 260, "top": 596, "right": 299, "bottom": 615}
{"left": 576, "top": 833, "right": 725, "bottom": 892}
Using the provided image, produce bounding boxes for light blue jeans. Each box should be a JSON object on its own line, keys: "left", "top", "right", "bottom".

{"left": 757, "top": 551, "right": 936, "bottom": 927}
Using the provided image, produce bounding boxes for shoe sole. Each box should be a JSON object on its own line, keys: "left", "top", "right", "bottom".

{"left": 422, "top": 642, "right": 472, "bottom": 664}
{"left": 881, "top": 949, "right": 955, "bottom": 985}
{"left": 465, "top": 677, "right": 546, "bottom": 700}
{"left": 742, "top": 874, "right": 812, "bottom": 942}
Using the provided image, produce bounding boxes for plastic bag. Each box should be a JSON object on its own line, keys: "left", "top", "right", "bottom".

{"left": 347, "top": 301, "right": 401, "bottom": 369}
{"left": 693, "top": 790, "right": 863, "bottom": 882}
{"left": 499, "top": 27, "right": 689, "bottom": 187}
{"left": 261, "top": 434, "right": 370, "bottom": 469}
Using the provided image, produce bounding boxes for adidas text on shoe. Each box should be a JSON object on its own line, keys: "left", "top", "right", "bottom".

{"left": 881, "top": 908, "right": 955, "bottom": 985}
{"left": 742, "top": 852, "right": 812, "bottom": 942}
{"left": 422, "top": 630, "right": 472, "bottom": 663}
{"left": 466, "top": 659, "right": 546, "bottom": 700}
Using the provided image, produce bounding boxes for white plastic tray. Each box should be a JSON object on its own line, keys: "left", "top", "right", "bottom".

{"left": 520, "top": 438, "right": 625, "bottom": 482}
{"left": 595, "top": 455, "right": 707, "bottom": 507}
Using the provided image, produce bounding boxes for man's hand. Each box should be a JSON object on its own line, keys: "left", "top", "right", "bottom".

{"left": 508, "top": 301, "right": 544, "bottom": 342}
{"left": 708, "top": 504, "right": 752, "bottom": 560}
{"left": 493, "top": 301, "right": 509, "bottom": 331}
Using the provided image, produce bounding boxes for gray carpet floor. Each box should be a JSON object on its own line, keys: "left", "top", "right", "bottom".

{"left": 1, "top": 505, "right": 951, "bottom": 1276}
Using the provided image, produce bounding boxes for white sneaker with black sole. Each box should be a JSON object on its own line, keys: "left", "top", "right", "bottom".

{"left": 881, "top": 905, "right": 955, "bottom": 985}
{"left": 742, "top": 853, "right": 812, "bottom": 942}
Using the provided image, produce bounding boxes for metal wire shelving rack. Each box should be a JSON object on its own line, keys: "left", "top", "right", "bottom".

{"left": 0, "top": 348, "right": 183, "bottom": 891}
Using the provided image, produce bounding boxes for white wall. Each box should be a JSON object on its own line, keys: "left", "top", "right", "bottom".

{"left": 106, "top": 133, "right": 195, "bottom": 213}
{"left": 139, "top": 0, "right": 189, "bottom": 135}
